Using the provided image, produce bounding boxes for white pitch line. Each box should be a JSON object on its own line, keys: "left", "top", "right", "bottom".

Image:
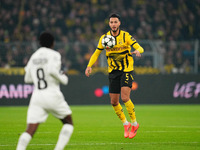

{"left": 77, "top": 130, "right": 200, "bottom": 133}
{"left": 1, "top": 130, "right": 200, "bottom": 135}
{"left": 146, "top": 125, "right": 200, "bottom": 128}
{"left": 0, "top": 142, "right": 199, "bottom": 147}
{"left": 69, "top": 142, "right": 200, "bottom": 146}
{"left": 143, "top": 131, "right": 200, "bottom": 133}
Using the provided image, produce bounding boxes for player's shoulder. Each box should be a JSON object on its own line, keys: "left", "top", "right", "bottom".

{"left": 105, "top": 31, "right": 112, "bottom": 35}
{"left": 120, "top": 30, "right": 130, "bottom": 35}
{"left": 30, "top": 48, "right": 60, "bottom": 63}
{"left": 121, "top": 30, "right": 136, "bottom": 40}
{"left": 49, "top": 48, "right": 60, "bottom": 57}
{"left": 101, "top": 31, "right": 112, "bottom": 37}
{"left": 39, "top": 47, "right": 60, "bottom": 56}
{"left": 99, "top": 31, "right": 112, "bottom": 41}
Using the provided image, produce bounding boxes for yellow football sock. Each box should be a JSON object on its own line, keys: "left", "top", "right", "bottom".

{"left": 125, "top": 99, "right": 136, "bottom": 123}
{"left": 112, "top": 103, "right": 127, "bottom": 123}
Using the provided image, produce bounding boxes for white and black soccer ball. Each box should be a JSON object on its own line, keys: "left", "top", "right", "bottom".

{"left": 101, "top": 35, "right": 116, "bottom": 49}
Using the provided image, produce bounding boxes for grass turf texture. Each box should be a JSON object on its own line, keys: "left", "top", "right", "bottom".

{"left": 0, "top": 105, "right": 200, "bottom": 150}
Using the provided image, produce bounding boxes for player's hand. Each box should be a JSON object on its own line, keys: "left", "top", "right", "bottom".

{"left": 85, "top": 67, "right": 92, "bottom": 77}
{"left": 131, "top": 50, "right": 141, "bottom": 57}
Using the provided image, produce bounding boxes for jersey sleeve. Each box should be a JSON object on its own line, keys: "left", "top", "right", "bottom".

{"left": 24, "top": 59, "right": 33, "bottom": 83}
{"left": 48, "top": 53, "right": 68, "bottom": 85}
{"left": 126, "top": 33, "right": 136, "bottom": 46}
{"left": 126, "top": 33, "right": 144, "bottom": 54}
{"left": 87, "top": 49, "right": 102, "bottom": 67}
{"left": 87, "top": 35, "right": 104, "bottom": 67}
{"left": 132, "top": 43, "right": 144, "bottom": 53}
{"left": 97, "top": 35, "right": 105, "bottom": 50}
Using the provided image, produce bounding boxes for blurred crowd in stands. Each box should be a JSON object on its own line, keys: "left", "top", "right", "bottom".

{"left": 0, "top": 0, "right": 200, "bottom": 74}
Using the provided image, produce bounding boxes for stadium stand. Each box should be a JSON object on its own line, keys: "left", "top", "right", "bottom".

{"left": 0, "top": 0, "right": 200, "bottom": 74}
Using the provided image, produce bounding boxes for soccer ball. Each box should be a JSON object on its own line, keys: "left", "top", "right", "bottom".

{"left": 102, "top": 35, "right": 115, "bottom": 49}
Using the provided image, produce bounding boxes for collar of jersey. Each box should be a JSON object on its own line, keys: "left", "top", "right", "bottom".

{"left": 110, "top": 29, "right": 121, "bottom": 37}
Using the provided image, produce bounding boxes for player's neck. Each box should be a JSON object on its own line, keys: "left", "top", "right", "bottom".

{"left": 111, "top": 29, "right": 120, "bottom": 37}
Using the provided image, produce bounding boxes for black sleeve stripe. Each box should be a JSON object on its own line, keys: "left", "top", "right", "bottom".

{"left": 125, "top": 55, "right": 129, "bottom": 68}
{"left": 131, "top": 42, "right": 137, "bottom": 47}
{"left": 123, "top": 33, "right": 125, "bottom": 43}
{"left": 97, "top": 47, "right": 104, "bottom": 50}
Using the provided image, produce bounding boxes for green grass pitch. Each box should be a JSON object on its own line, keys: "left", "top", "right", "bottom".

{"left": 0, "top": 104, "right": 200, "bottom": 150}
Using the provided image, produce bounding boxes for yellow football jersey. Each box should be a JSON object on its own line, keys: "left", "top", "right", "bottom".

{"left": 97, "top": 30, "right": 139, "bottom": 73}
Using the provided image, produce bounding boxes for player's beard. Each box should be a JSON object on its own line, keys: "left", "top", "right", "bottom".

{"left": 111, "top": 27, "right": 119, "bottom": 33}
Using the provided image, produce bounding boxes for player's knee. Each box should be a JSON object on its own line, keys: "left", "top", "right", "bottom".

{"left": 61, "top": 115, "right": 73, "bottom": 125}
{"left": 110, "top": 96, "right": 119, "bottom": 106}
{"left": 111, "top": 100, "right": 119, "bottom": 106}
{"left": 110, "top": 97, "right": 119, "bottom": 106}
{"left": 121, "top": 95, "right": 129, "bottom": 103}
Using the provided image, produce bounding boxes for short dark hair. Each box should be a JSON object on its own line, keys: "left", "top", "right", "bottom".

{"left": 109, "top": 13, "right": 121, "bottom": 21}
{"left": 39, "top": 31, "right": 54, "bottom": 48}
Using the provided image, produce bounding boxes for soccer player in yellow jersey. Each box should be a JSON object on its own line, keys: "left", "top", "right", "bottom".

{"left": 85, "top": 13, "right": 144, "bottom": 139}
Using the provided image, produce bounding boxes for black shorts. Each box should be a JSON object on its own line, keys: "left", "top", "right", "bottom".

{"left": 109, "top": 70, "right": 134, "bottom": 94}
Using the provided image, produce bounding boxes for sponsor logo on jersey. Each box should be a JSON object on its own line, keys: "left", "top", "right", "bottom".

{"left": 106, "top": 46, "right": 129, "bottom": 52}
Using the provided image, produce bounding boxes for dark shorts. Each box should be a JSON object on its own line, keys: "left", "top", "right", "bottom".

{"left": 109, "top": 70, "right": 134, "bottom": 94}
